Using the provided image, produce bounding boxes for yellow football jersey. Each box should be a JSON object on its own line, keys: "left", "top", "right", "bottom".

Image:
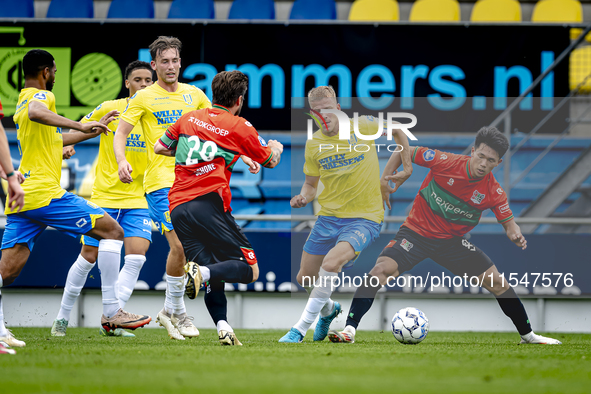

{"left": 120, "top": 83, "right": 211, "bottom": 194}
{"left": 7, "top": 88, "right": 66, "bottom": 214}
{"left": 82, "top": 99, "right": 147, "bottom": 209}
{"left": 304, "top": 116, "right": 384, "bottom": 224}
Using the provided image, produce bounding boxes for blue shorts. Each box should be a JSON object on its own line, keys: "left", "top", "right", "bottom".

{"left": 81, "top": 208, "right": 152, "bottom": 247}
{"left": 146, "top": 188, "right": 173, "bottom": 234}
{"left": 1, "top": 192, "right": 105, "bottom": 251}
{"left": 303, "top": 216, "right": 382, "bottom": 268}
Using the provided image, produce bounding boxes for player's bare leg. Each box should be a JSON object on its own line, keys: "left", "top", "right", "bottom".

{"left": 88, "top": 216, "right": 150, "bottom": 332}
{"left": 330, "top": 255, "right": 401, "bottom": 343}
{"left": 480, "top": 265, "right": 561, "bottom": 345}
{"left": 296, "top": 251, "right": 325, "bottom": 291}
{"left": 280, "top": 242, "right": 354, "bottom": 343}
{"left": 157, "top": 229, "right": 198, "bottom": 339}
{"left": 0, "top": 244, "right": 30, "bottom": 347}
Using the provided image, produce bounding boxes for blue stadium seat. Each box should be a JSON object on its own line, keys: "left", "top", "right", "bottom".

{"left": 47, "top": 0, "right": 94, "bottom": 18}
{"left": 290, "top": 0, "right": 336, "bottom": 20}
{"left": 259, "top": 149, "right": 292, "bottom": 198}
{"left": 0, "top": 0, "right": 34, "bottom": 17}
{"left": 228, "top": 0, "right": 275, "bottom": 19}
{"left": 168, "top": 0, "right": 215, "bottom": 19}
{"left": 246, "top": 200, "right": 292, "bottom": 229}
{"left": 231, "top": 199, "right": 264, "bottom": 228}
{"left": 108, "top": 0, "right": 154, "bottom": 18}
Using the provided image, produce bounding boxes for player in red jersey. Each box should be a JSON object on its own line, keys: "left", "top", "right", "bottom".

{"left": 328, "top": 127, "right": 561, "bottom": 345}
{"left": 155, "top": 70, "right": 283, "bottom": 345}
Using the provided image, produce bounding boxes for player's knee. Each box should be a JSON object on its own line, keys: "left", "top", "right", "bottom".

{"left": 168, "top": 236, "right": 184, "bottom": 255}
{"left": 250, "top": 266, "right": 259, "bottom": 282}
{"left": 488, "top": 280, "right": 510, "bottom": 296}
{"left": 296, "top": 272, "right": 303, "bottom": 285}
{"left": 370, "top": 257, "right": 399, "bottom": 284}
{"left": 321, "top": 256, "right": 343, "bottom": 273}
{"left": 0, "top": 266, "right": 20, "bottom": 286}
{"left": 109, "top": 224, "right": 124, "bottom": 241}
{"left": 81, "top": 246, "right": 98, "bottom": 264}
{"left": 297, "top": 269, "right": 318, "bottom": 286}
{"left": 369, "top": 265, "right": 388, "bottom": 284}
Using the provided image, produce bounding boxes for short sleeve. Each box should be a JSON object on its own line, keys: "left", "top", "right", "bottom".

{"left": 303, "top": 140, "right": 319, "bottom": 176}
{"left": 236, "top": 119, "right": 273, "bottom": 166}
{"left": 120, "top": 91, "right": 145, "bottom": 127}
{"left": 411, "top": 147, "right": 452, "bottom": 170}
{"left": 489, "top": 184, "right": 514, "bottom": 224}
{"left": 356, "top": 115, "right": 386, "bottom": 137}
{"left": 193, "top": 86, "right": 212, "bottom": 110}
{"left": 29, "top": 90, "right": 54, "bottom": 108}
{"left": 81, "top": 103, "right": 107, "bottom": 124}
{"left": 159, "top": 116, "right": 181, "bottom": 151}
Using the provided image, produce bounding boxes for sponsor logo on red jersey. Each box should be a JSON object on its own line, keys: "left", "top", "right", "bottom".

{"left": 471, "top": 190, "right": 485, "bottom": 205}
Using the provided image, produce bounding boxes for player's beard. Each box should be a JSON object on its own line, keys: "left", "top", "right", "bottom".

{"left": 46, "top": 79, "right": 54, "bottom": 91}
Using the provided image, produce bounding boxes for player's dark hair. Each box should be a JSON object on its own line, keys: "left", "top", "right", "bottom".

{"left": 211, "top": 71, "right": 249, "bottom": 108}
{"left": 23, "top": 49, "right": 54, "bottom": 78}
{"left": 149, "top": 36, "right": 182, "bottom": 60}
{"left": 125, "top": 60, "right": 152, "bottom": 80}
{"left": 474, "top": 127, "right": 509, "bottom": 159}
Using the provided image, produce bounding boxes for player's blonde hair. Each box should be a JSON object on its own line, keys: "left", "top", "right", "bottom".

{"left": 149, "top": 36, "right": 182, "bottom": 60}
{"left": 307, "top": 86, "right": 337, "bottom": 105}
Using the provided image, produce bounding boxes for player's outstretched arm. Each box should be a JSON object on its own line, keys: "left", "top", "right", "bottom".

{"left": 502, "top": 219, "right": 527, "bottom": 250}
{"left": 28, "top": 101, "right": 109, "bottom": 135}
{"left": 291, "top": 175, "right": 319, "bottom": 208}
{"left": 380, "top": 146, "right": 417, "bottom": 209}
{"left": 264, "top": 140, "right": 283, "bottom": 169}
{"left": 114, "top": 120, "right": 135, "bottom": 183}
{"left": 63, "top": 110, "right": 119, "bottom": 146}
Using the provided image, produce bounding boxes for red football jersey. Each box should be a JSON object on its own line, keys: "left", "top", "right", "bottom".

{"left": 403, "top": 147, "right": 514, "bottom": 239}
{"left": 0, "top": 97, "right": 4, "bottom": 119}
{"left": 160, "top": 104, "right": 274, "bottom": 213}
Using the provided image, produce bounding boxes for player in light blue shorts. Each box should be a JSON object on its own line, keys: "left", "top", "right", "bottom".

{"left": 279, "top": 86, "right": 413, "bottom": 344}
{"left": 82, "top": 209, "right": 152, "bottom": 247}
{"left": 146, "top": 188, "right": 174, "bottom": 233}
{"left": 2, "top": 193, "right": 107, "bottom": 251}
{"left": 303, "top": 216, "right": 382, "bottom": 270}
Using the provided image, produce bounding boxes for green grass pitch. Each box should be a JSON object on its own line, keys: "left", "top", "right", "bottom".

{"left": 1, "top": 328, "right": 590, "bottom": 394}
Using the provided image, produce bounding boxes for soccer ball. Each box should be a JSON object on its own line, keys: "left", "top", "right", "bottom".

{"left": 391, "top": 307, "right": 429, "bottom": 344}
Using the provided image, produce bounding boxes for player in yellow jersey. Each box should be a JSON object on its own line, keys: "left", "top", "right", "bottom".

{"left": 0, "top": 50, "right": 151, "bottom": 348}
{"left": 279, "top": 86, "right": 413, "bottom": 343}
{"left": 51, "top": 61, "right": 156, "bottom": 338}
{"left": 114, "top": 36, "right": 209, "bottom": 340}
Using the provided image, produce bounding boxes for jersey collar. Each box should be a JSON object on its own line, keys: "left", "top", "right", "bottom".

{"left": 212, "top": 104, "right": 230, "bottom": 113}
